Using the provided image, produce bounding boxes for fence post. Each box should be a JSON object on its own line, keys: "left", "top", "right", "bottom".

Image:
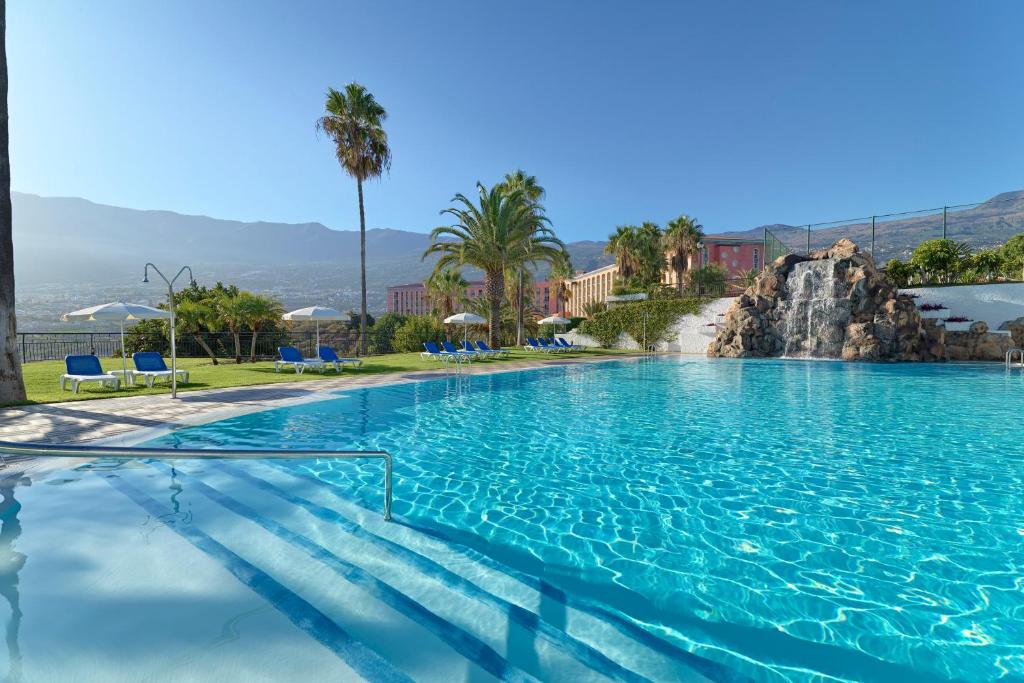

{"left": 870, "top": 216, "right": 876, "bottom": 256}
{"left": 762, "top": 227, "right": 767, "bottom": 267}
{"left": 19, "top": 334, "right": 25, "bottom": 363}
{"left": 805, "top": 225, "right": 811, "bottom": 253}
{"left": 942, "top": 206, "right": 947, "bottom": 239}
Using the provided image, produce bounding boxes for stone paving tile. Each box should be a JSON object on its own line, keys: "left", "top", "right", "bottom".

{"left": 0, "top": 354, "right": 635, "bottom": 445}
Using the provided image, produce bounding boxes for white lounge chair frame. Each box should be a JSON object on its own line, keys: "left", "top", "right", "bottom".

{"left": 274, "top": 358, "right": 326, "bottom": 375}
{"left": 60, "top": 373, "right": 120, "bottom": 393}
{"left": 131, "top": 368, "right": 190, "bottom": 388}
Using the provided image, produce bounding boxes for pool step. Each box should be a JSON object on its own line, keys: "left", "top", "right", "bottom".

{"left": 190, "top": 459, "right": 721, "bottom": 682}
{"left": 108, "top": 461, "right": 722, "bottom": 682}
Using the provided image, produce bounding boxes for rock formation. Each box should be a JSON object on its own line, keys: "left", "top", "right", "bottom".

{"left": 709, "top": 239, "right": 944, "bottom": 361}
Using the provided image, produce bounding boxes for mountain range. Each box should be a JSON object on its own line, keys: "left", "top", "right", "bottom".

{"left": 13, "top": 189, "right": 1024, "bottom": 330}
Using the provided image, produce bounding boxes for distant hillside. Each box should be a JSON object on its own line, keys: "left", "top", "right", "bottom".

{"left": 719, "top": 190, "right": 1024, "bottom": 262}
{"left": 11, "top": 192, "right": 614, "bottom": 328}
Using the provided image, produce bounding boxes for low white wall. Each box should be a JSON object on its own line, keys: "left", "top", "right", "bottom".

{"left": 562, "top": 296, "right": 734, "bottom": 353}
{"left": 903, "top": 283, "right": 1024, "bottom": 329}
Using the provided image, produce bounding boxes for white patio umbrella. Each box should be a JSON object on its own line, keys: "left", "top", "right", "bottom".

{"left": 444, "top": 312, "right": 486, "bottom": 345}
{"left": 61, "top": 302, "right": 170, "bottom": 383}
{"left": 537, "top": 314, "right": 571, "bottom": 336}
{"left": 281, "top": 306, "right": 347, "bottom": 350}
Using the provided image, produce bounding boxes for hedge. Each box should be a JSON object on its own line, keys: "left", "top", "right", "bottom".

{"left": 577, "top": 298, "right": 703, "bottom": 348}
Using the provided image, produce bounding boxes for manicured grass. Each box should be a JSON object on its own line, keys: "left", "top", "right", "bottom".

{"left": 7, "top": 348, "right": 635, "bottom": 407}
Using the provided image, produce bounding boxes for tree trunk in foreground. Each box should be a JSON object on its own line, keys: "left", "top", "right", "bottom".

{"left": 357, "top": 177, "right": 368, "bottom": 356}
{"left": 193, "top": 334, "right": 218, "bottom": 365}
{"left": 484, "top": 270, "right": 504, "bottom": 348}
{"left": 249, "top": 328, "right": 259, "bottom": 362}
{"left": 0, "top": 4, "right": 26, "bottom": 404}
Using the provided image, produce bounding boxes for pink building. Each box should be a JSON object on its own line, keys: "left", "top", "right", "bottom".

{"left": 662, "top": 235, "right": 764, "bottom": 289}
{"left": 386, "top": 280, "right": 556, "bottom": 316}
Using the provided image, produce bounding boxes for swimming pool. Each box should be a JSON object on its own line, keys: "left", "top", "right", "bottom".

{"left": 4, "top": 357, "right": 1023, "bottom": 681}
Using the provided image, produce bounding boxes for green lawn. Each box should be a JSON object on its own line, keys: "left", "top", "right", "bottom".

{"left": 8, "top": 348, "right": 635, "bottom": 407}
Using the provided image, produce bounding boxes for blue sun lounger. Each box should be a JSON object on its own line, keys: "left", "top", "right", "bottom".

{"left": 60, "top": 354, "right": 120, "bottom": 393}
{"left": 475, "top": 340, "right": 509, "bottom": 358}
{"left": 275, "top": 346, "right": 326, "bottom": 374}
{"left": 421, "top": 341, "right": 466, "bottom": 364}
{"left": 557, "top": 337, "right": 585, "bottom": 351}
{"left": 318, "top": 345, "right": 363, "bottom": 371}
{"left": 442, "top": 340, "right": 480, "bottom": 360}
{"left": 131, "top": 351, "right": 190, "bottom": 387}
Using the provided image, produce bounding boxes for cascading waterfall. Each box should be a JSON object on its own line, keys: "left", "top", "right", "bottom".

{"left": 779, "top": 260, "right": 850, "bottom": 358}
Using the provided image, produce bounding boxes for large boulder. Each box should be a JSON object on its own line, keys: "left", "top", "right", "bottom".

{"left": 709, "top": 240, "right": 943, "bottom": 362}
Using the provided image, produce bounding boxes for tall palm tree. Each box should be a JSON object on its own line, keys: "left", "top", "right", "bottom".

{"left": 497, "top": 170, "right": 545, "bottom": 345}
{"left": 0, "top": 5, "right": 25, "bottom": 403}
{"left": 662, "top": 215, "right": 704, "bottom": 293}
{"left": 317, "top": 83, "right": 391, "bottom": 357}
{"left": 425, "top": 268, "right": 467, "bottom": 320}
{"left": 424, "top": 183, "right": 565, "bottom": 346}
{"left": 239, "top": 294, "right": 284, "bottom": 362}
{"left": 548, "top": 256, "right": 574, "bottom": 315}
{"left": 605, "top": 225, "right": 639, "bottom": 283}
{"left": 635, "top": 222, "right": 664, "bottom": 286}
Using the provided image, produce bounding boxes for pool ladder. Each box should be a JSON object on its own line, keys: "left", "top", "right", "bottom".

{"left": 1007, "top": 349, "right": 1024, "bottom": 368}
{"left": 0, "top": 441, "right": 394, "bottom": 520}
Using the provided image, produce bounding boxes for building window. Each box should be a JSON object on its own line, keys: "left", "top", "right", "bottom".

{"left": 753, "top": 248, "right": 759, "bottom": 270}
{"left": 702, "top": 248, "right": 709, "bottom": 266}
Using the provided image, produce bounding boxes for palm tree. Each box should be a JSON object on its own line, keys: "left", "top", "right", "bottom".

{"left": 425, "top": 268, "right": 467, "bottom": 320}
{"left": 497, "top": 170, "right": 546, "bottom": 345}
{"left": 175, "top": 299, "right": 221, "bottom": 365}
{"left": 635, "top": 222, "right": 664, "bottom": 286}
{"left": 605, "top": 225, "right": 639, "bottom": 283}
{"left": 425, "top": 183, "right": 565, "bottom": 346}
{"left": 548, "top": 256, "right": 574, "bottom": 315}
{"left": 215, "top": 293, "right": 249, "bottom": 364}
{"left": 662, "top": 215, "right": 704, "bottom": 293}
{"left": 317, "top": 83, "right": 391, "bottom": 356}
{"left": 239, "top": 294, "right": 284, "bottom": 362}
{"left": 0, "top": 6, "right": 25, "bottom": 403}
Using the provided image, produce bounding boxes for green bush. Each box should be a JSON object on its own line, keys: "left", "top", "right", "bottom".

{"left": 391, "top": 315, "right": 445, "bottom": 353}
{"left": 577, "top": 299, "right": 703, "bottom": 348}
{"left": 884, "top": 258, "right": 916, "bottom": 288}
{"left": 368, "top": 313, "right": 409, "bottom": 354}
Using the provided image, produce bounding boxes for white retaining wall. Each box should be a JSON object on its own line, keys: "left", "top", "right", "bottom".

{"left": 903, "top": 283, "right": 1024, "bottom": 329}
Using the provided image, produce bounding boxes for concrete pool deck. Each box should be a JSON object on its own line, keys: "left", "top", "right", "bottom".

{"left": 0, "top": 353, "right": 640, "bottom": 447}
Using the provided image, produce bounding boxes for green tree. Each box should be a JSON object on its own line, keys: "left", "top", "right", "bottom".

{"left": 1001, "top": 234, "right": 1024, "bottom": 281}
{"left": 968, "top": 248, "right": 1003, "bottom": 281}
{"left": 662, "top": 215, "right": 704, "bottom": 294}
{"left": 317, "top": 83, "right": 391, "bottom": 356}
{"left": 911, "top": 239, "right": 968, "bottom": 284}
{"left": 424, "top": 182, "right": 565, "bottom": 346}
{"left": 884, "top": 258, "right": 915, "bottom": 288}
{"left": 238, "top": 293, "right": 284, "bottom": 362}
{"left": 368, "top": 312, "right": 408, "bottom": 354}
{"left": 548, "top": 255, "right": 574, "bottom": 315}
{"left": 215, "top": 293, "right": 250, "bottom": 364}
{"left": 497, "top": 170, "right": 546, "bottom": 345}
{"left": 605, "top": 225, "right": 639, "bottom": 283}
{"left": 425, "top": 268, "right": 467, "bottom": 320}
{"left": 685, "top": 264, "right": 727, "bottom": 297}
{"left": 391, "top": 315, "right": 444, "bottom": 353}
{"left": 175, "top": 299, "right": 221, "bottom": 364}
{"left": 0, "top": 8, "right": 25, "bottom": 403}
{"left": 635, "top": 222, "right": 665, "bottom": 287}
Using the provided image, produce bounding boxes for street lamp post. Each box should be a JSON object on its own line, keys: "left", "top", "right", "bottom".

{"left": 143, "top": 263, "right": 194, "bottom": 399}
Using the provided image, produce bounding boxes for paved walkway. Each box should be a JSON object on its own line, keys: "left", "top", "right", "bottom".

{"left": 0, "top": 354, "right": 634, "bottom": 446}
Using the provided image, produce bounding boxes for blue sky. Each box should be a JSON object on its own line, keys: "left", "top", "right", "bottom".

{"left": 8, "top": 1, "right": 1024, "bottom": 241}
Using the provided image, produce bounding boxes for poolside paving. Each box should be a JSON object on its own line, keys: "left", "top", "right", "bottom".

{"left": 0, "top": 354, "right": 634, "bottom": 446}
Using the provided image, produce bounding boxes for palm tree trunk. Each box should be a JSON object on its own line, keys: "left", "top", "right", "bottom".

{"left": 484, "top": 270, "right": 504, "bottom": 347}
{"left": 516, "top": 270, "right": 524, "bottom": 346}
{"left": 233, "top": 331, "right": 241, "bottom": 364}
{"left": 192, "top": 333, "right": 218, "bottom": 365}
{"left": 249, "top": 325, "right": 259, "bottom": 362}
{"left": 0, "top": 9, "right": 25, "bottom": 404}
{"left": 357, "top": 177, "right": 368, "bottom": 356}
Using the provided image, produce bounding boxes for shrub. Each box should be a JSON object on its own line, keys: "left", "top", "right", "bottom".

{"left": 918, "top": 303, "right": 947, "bottom": 311}
{"left": 391, "top": 315, "right": 445, "bottom": 353}
{"left": 884, "top": 258, "right": 916, "bottom": 288}
{"left": 684, "top": 264, "right": 728, "bottom": 297}
{"left": 1001, "top": 234, "right": 1024, "bottom": 280}
{"left": 910, "top": 239, "right": 971, "bottom": 284}
{"left": 577, "top": 299, "right": 703, "bottom": 348}
{"left": 368, "top": 313, "right": 409, "bottom": 354}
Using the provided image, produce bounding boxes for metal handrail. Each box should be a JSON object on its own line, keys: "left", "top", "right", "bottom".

{"left": 0, "top": 441, "right": 393, "bottom": 521}
{"left": 1007, "top": 348, "right": 1024, "bottom": 369}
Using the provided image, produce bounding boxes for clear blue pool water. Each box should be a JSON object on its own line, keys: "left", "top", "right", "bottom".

{"left": 146, "top": 357, "right": 1024, "bottom": 681}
